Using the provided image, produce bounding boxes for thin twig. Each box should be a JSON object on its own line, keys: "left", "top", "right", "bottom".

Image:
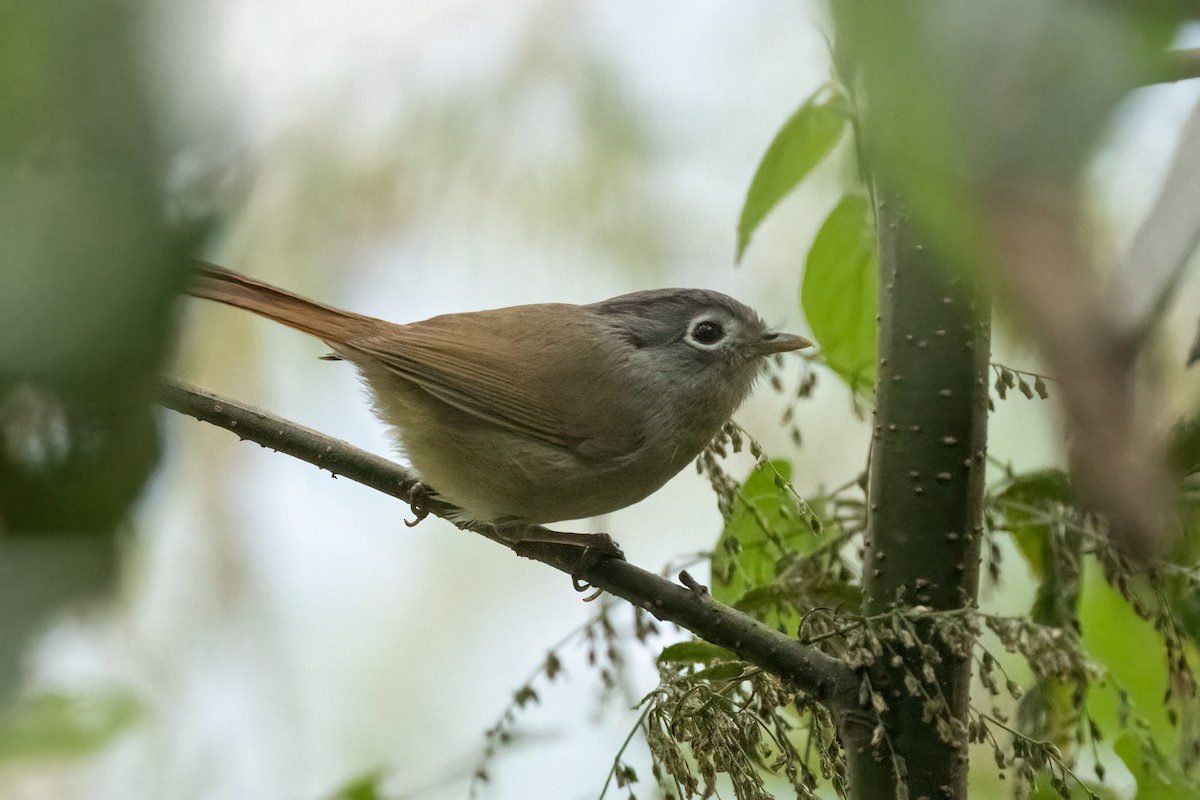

{"left": 597, "top": 703, "right": 655, "bottom": 800}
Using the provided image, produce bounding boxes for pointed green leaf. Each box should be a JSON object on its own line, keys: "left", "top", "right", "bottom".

{"left": 736, "top": 93, "right": 848, "bottom": 261}
{"left": 802, "top": 194, "right": 878, "bottom": 393}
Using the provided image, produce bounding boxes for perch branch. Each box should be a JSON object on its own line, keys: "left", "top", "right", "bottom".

{"left": 159, "top": 381, "right": 861, "bottom": 718}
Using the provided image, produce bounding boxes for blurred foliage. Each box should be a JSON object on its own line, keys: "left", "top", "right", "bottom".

{"left": 227, "top": 3, "right": 670, "bottom": 285}
{"left": 0, "top": 0, "right": 195, "bottom": 528}
{"left": 325, "top": 770, "right": 386, "bottom": 800}
{"left": 0, "top": 690, "right": 140, "bottom": 762}
{"left": 0, "top": 534, "right": 119, "bottom": 703}
{"left": 828, "top": 0, "right": 1182, "bottom": 261}
{"left": 0, "top": 0, "right": 194, "bottom": 694}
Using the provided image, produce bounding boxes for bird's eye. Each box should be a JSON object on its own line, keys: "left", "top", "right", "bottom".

{"left": 690, "top": 320, "right": 725, "bottom": 345}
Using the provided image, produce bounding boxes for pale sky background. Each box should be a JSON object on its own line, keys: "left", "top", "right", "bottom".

{"left": 5, "top": 4, "right": 1199, "bottom": 800}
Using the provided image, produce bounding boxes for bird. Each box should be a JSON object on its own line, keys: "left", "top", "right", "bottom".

{"left": 189, "top": 263, "right": 811, "bottom": 554}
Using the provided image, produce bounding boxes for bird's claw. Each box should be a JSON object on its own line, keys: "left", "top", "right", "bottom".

{"left": 569, "top": 535, "right": 625, "bottom": 601}
{"left": 404, "top": 481, "right": 432, "bottom": 527}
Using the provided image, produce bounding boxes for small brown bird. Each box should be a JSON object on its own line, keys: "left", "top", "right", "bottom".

{"left": 191, "top": 263, "right": 810, "bottom": 550}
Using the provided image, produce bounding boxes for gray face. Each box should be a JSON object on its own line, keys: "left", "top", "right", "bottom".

{"left": 585, "top": 289, "right": 808, "bottom": 452}
{"left": 588, "top": 288, "right": 789, "bottom": 371}
{"left": 568, "top": 288, "right": 807, "bottom": 518}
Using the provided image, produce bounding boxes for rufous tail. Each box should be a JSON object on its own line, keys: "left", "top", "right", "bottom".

{"left": 190, "top": 262, "right": 376, "bottom": 345}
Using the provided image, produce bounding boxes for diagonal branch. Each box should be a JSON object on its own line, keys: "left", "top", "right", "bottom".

{"left": 1159, "top": 48, "right": 1200, "bottom": 85}
{"left": 1112, "top": 97, "right": 1200, "bottom": 345}
{"left": 158, "top": 381, "right": 862, "bottom": 718}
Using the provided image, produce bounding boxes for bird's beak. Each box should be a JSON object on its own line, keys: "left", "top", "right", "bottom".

{"left": 758, "top": 331, "right": 813, "bottom": 355}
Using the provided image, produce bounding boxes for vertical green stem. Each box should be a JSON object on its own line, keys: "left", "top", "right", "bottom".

{"left": 845, "top": 189, "right": 990, "bottom": 799}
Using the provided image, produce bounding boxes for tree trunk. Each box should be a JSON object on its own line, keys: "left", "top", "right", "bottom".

{"left": 844, "top": 188, "right": 990, "bottom": 799}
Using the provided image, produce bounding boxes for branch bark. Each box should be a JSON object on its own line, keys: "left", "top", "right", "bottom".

{"left": 159, "top": 381, "right": 862, "bottom": 718}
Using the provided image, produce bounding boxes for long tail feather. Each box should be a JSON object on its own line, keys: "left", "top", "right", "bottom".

{"left": 190, "top": 261, "right": 375, "bottom": 344}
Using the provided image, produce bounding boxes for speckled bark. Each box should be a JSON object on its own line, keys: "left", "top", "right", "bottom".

{"left": 844, "top": 189, "right": 990, "bottom": 800}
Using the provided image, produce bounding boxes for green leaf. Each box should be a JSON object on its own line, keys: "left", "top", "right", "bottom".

{"left": 729, "top": 584, "right": 788, "bottom": 614}
{"left": 1113, "top": 732, "right": 1197, "bottom": 800}
{"left": 995, "top": 469, "right": 1080, "bottom": 630}
{"left": 995, "top": 469, "right": 1073, "bottom": 578}
{"left": 1081, "top": 559, "right": 1176, "bottom": 744}
{"left": 0, "top": 690, "right": 141, "bottom": 762}
{"left": 711, "top": 460, "right": 823, "bottom": 634}
{"left": 736, "top": 93, "right": 848, "bottom": 262}
{"left": 802, "top": 194, "right": 879, "bottom": 393}
{"left": 658, "top": 641, "right": 736, "bottom": 665}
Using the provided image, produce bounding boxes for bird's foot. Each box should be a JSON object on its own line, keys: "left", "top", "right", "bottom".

{"left": 506, "top": 528, "right": 624, "bottom": 599}
{"left": 403, "top": 481, "right": 433, "bottom": 527}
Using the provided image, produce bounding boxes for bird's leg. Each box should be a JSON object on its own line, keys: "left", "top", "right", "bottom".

{"left": 403, "top": 481, "right": 433, "bottom": 527}
{"left": 508, "top": 528, "right": 625, "bottom": 562}
{"left": 494, "top": 522, "right": 625, "bottom": 595}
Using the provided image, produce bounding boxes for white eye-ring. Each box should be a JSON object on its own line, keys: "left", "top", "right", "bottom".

{"left": 689, "top": 319, "right": 726, "bottom": 346}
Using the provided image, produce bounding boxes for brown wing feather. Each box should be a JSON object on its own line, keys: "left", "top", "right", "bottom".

{"left": 191, "top": 264, "right": 646, "bottom": 459}
{"left": 348, "top": 305, "right": 644, "bottom": 458}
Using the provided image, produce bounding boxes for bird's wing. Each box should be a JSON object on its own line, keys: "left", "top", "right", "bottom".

{"left": 349, "top": 305, "right": 645, "bottom": 458}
